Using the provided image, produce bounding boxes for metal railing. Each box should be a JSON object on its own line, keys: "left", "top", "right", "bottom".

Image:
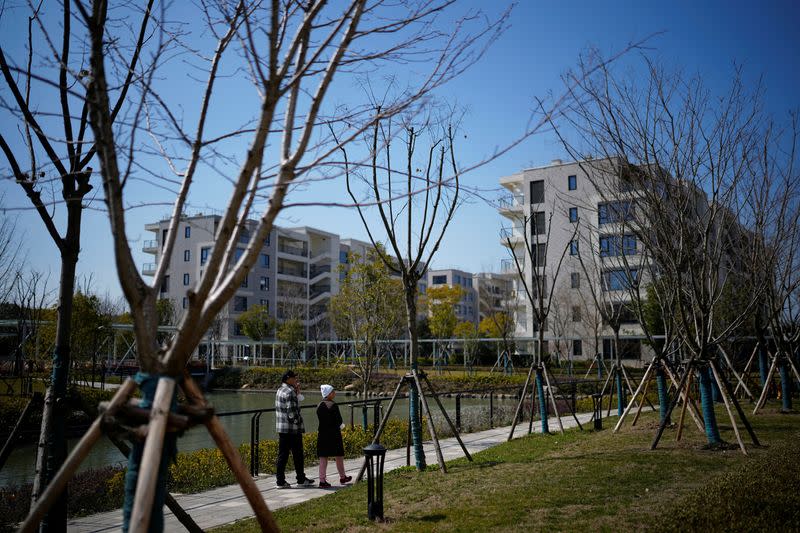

{"left": 217, "top": 398, "right": 385, "bottom": 477}
{"left": 498, "top": 194, "right": 524, "bottom": 209}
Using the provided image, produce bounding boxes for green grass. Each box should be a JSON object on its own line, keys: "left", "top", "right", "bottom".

{"left": 213, "top": 407, "right": 800, "bottom": 532}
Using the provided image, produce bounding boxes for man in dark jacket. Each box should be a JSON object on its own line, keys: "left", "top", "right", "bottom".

{"left": 275, "top": 370, "right": 314, "bottom": 488}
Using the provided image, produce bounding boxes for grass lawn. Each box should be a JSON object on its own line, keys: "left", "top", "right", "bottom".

{"left": 213, "top": 407, "right": 800, "bottom": 532}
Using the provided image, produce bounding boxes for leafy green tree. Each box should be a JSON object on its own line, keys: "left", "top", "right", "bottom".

{"left": 453, "top": 320, "right": 479, "bottom": 367}
{"left": 329, "top": 249, "right": 405, "bottom": 395}
{"left": 276, "top": 319, "right": 304, "bottom": 363}
{"left": 39, "top": 291, "right": 112, "bottom": 366}
{"left": 424, "top": 285, "right": 464, "bottom": 340}
{"left": 237, "top": 304, "right": 276, "bottom": 359}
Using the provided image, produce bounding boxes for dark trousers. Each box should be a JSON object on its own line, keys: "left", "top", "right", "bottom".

{"left": 276, "top": 433, "right": 306, "bottom": 483}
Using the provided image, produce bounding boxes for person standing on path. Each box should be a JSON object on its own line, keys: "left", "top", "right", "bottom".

{"left": 275, "top": 370, "right": 314, "bottom": 488}
{"left": 316, "top": 384, "right": 352, "bottom": 488}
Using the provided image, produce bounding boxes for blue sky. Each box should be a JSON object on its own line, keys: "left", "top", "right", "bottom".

{"left": 1, "top": 0, "right": 799, "bottom": 302}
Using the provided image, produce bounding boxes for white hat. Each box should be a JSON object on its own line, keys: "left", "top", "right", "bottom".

{"left": 320, "top": 384, "right": 334, "bottom": 399}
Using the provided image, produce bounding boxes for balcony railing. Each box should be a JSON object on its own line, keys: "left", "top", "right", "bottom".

{"left": 309, "top": 264, "right": 331, "bottom": 278}
{"left": 309, "top": 286, "right": 331, "bottom": 299}
{"left": 277, "top": 267, "right": 307, "bottom": 278}
{"left": 278, "top": 244, "right": 308, "bottom": 257}
{"left": 498, "top": 194, "right": 524, "bottom": 209}
{"left": 142, "top": 263, "right": 156, "bottom": 276}
{"left": 142, "top": 240, "right": 158, "bottom": 252}
{"left": 500, "top": 259, "right": 519, "bottom": 273}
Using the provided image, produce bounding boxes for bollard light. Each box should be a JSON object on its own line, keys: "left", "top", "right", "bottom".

{"left": 592, "top": 393, "right": 603, "bottom": 430}
{"left": 363, "top": 443, "right": 387, "bottom": 521}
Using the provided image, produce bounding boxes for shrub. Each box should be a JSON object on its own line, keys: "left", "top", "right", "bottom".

{"left": 211, "top": 366, "right": 354, "bottom": 390}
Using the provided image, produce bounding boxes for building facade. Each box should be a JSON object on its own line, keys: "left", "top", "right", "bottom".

{"left": 498, "top": 158, "right": 649, "bottom": 360}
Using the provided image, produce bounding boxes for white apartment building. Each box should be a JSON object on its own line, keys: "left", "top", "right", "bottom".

{"left": 143, "top": 215, "right": 342, "bottom": 343}
{"left": 498, "top": 158, "right": 649, "bottom": 360}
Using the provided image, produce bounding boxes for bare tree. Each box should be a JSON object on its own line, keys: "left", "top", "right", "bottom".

{"left": 342, "top": 115, "right": 463, "bottom": 470}
{"left": 0, "top": 3, "right": 154, "bottom": 526}
{"left": 505, "top": 194, "right": 576, "bottom": 436}
{"left": 555, "top": 56, "right": 776, "bottom": 451}
{"left": 11, "top": 2, "right": 510, "bottom": 530}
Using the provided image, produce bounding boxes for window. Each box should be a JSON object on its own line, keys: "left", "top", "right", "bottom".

{"left": 531, "top": 243, "right": 547, "bottom": 267}
{"left": 573, "top": 339, "right": 583, "bottom": 357}
{"left": 339, "top": 251, "right": 348, "bottom": 264}
{"left": 183, "top": 273, "right": 190, "bottom": 286}
{"left": 200, "top": 247, "right": 210, "bottom": 265}
{"left": 182, "top": 297, "right": 187, "bottom": 309}
{"left": 533, "top": 316, "right": 548, "bottom": 332}
{"left": 432, "top": 275, "right": 447, "bottom": 285}
{"left": 234, "top": 248, "right": 244, "bottom": 262}
{"left": 259, "top": 299, "right": 268, "bottom": 308}
{"left": 569, "top": 240, "right": 579, "bottom": 256}
{"left": 264, "top": 233, "right": 271, "bottom": 246}
{"left": 572, "top": 306, "right": 582, "bottom": 322}
{"left": 241, "top": 275, "right": 248, "bottom": 288}
{"left": 160, "top": 275, "right": 170, "bottom": 293}
{"left": 233, "top": 296, "right": 248, "bottom": 312}
{"left": 184, "top": 226, "right": 191, "bottom": 238}
{"left": 466, "top": 278, "right": 473, "bottom": 288}
{"left": 600, "top": 234, "right": 638, "bottom": 257}
{"left": 598, "top": 200, "right": 634, "bottom": 225}
{"left": 531, "top": 211, "right": 546, "bottom": 235}
{"left": 260, "top": 276, "right": 269, "bottom": 291}
{"left": 623, "top": 234, "right": 638, "bottom": 255}
{"left": 568, "top": 175, "right": 577, "bottom": 191}
{"left": 569, "top": 207, "right": 578, "bottom": 223}
{"left": 454, "top": 274, "right": 461, "bottom": 284}
{"left": 570, "top": 272, "right": 580, "bottom": 289}
{"left": 183, "top": 250, "right": 190, "bottom": 262}
{"left": 602, "top": 269, "right": 639, "bottom": 291}
{"left": 260, "top": 254, "right": 270, "bottom": 268}
{"left": 530, "top": 180, "right": 544, "bottom": 204}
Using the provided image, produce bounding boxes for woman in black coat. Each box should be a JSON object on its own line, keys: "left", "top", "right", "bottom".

{"left": 316, "top": 384, "right": 351, "bottom": 488}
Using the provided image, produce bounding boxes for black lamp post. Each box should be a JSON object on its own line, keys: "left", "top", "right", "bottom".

{"left": 363, "top": 443, "right": 386, "bottom": 521}
{"left": 592, "top": 393, "right": 603, "bottom": 430}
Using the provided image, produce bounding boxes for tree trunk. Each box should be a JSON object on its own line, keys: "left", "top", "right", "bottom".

{"left": 613, "top": 327, "right": 625, "bottom": 416}
{"left": 40, "top": 241, "right": 79, "bottom": 532}
{"left": 655, "top": 363, "right": 670, "bottom": 425}
{"left": 537, "top": 328, "right": 549, "bottom": 433}
{"left": 697, "top": 362, "right": 723, "bottom": 446}
{"left": 404, "top": 288, "right": 426, "bottom": 470}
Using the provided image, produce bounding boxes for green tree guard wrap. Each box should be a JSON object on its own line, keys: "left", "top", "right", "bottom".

{"left": 656, "top": 365, "right": 670, "bottom": 424}
{"left": 409, "top": 363, "right": 426, "bottom": 470}
{"left": 758, "top": 346, "right": 769, "bottom": 387}
{"left": 616, "top": 371, "right": 626, "bottom": 417}
{"left": 122, "top": 373, "right": 179, "bottom": 533}
{"left": 597, "top": 355, "right": 603, "bottom": 379}
{"left": 779, "top": 361, "right": 793, "bottom": 412}
{"left": 697, "top": 365, "right": 722, "bottom": 445}
{"left": 535, "top": 367, "right": 549, "bottom": 434}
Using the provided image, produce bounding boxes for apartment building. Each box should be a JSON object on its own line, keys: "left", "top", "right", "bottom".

{"left": 426, "top": 268, "right": 479, "bottom": 324}
{"left": 473, "top": 272, "right": 516, "bottom": 323}
{"left": 143, "top": 215, "right": 341, "bottom": 342}
{"left": 498, "top": 158, "right": 649, "bottom": 360}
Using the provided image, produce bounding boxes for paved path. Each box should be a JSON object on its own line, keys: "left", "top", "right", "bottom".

{"left": 68, "top": 412, "right": 595, "bottom": 532}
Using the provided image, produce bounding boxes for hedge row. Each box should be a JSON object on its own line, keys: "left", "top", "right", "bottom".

{"left": 211, "top": 366, "right": 354, "bottom": 390}
{"left": 0, "top": 418, "right": 425, "bottom": 530}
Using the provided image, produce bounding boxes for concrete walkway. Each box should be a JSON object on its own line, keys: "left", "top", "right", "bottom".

{"left": 68, "top": 412, "right": 595, "bottom": 532}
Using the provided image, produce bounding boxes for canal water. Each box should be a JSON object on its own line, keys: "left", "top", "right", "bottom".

{"left": 0, "top": 390, "right": 516, "bottom": 488}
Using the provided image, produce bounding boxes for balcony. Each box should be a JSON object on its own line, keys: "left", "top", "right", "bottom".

{"left": 277, "top": 266, "right": 307, "bottom": 278}
{"left": 142, "top": 263, "right": 156, "bottom": 276}
{"left": 309, "top": 264, "right": 332, "bottom": 282}
{"left": 498, "top": 194, "right": 524, "bottom": 219}
{"left": 500, "top": 227, "right": 524, "bottom": 247}
{"left": 278, "top": 242, "right": 308, "bottom": 258}
{"left": 142, "top": 240, "right": 158, "bottom": 253}
{"left": 500, "top": 258, "right": 519, "bottom": 274}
